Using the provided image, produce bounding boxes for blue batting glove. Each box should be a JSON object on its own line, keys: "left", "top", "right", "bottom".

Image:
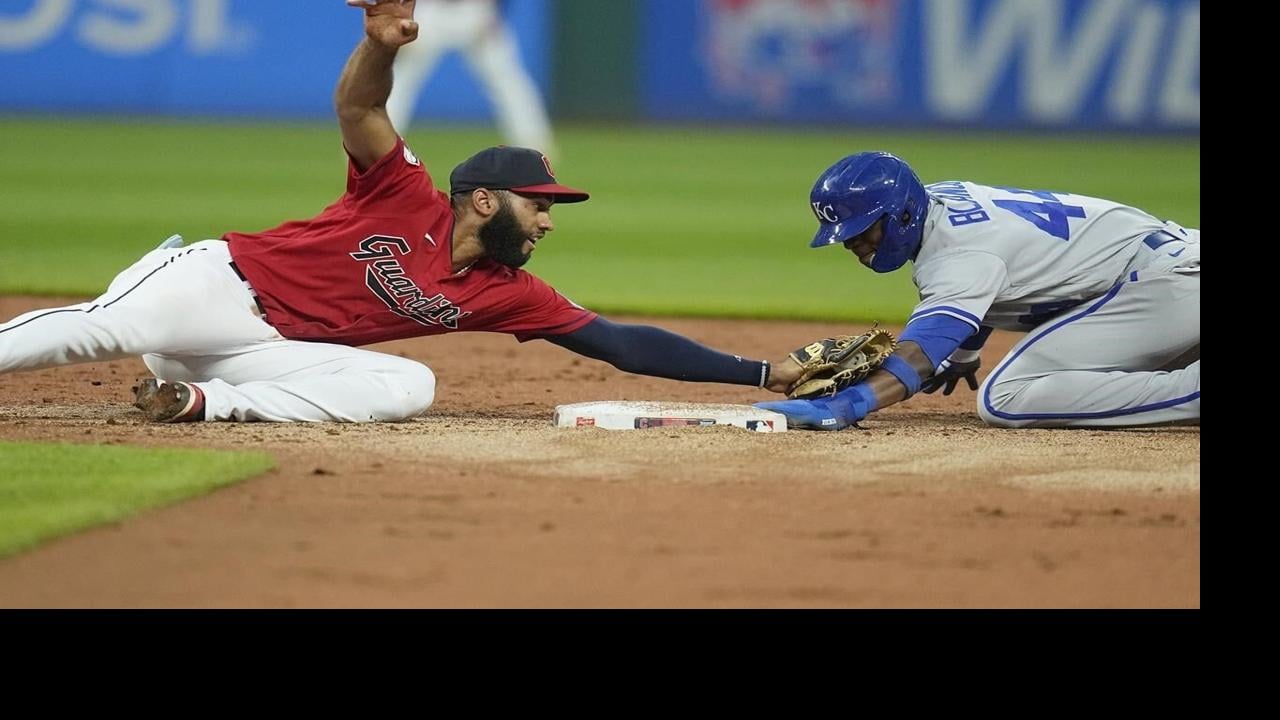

{"left": 755, "top": 386, "right": 873, "bottom": 431}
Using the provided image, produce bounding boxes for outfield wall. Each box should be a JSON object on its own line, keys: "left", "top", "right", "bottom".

{"left": 0, "top": 0, "right": 551, "bottom": 121}
{"left": 1, "top": 0, "right": 1198, "bottom": 132}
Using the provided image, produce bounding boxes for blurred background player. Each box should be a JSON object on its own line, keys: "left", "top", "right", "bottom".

{"left": 387, "top": 0, "right": 558, "bottom": 157}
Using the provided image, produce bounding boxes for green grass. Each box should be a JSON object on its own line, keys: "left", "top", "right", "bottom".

{"left": 0, "top": 116, "right": 1199, "bottom": 322}
{"left": 0, "top": 440, "right": 273, "bottom": 557}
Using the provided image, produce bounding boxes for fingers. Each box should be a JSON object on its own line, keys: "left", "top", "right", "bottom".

{"left": 939, "top": 372, "right": 980, "bottom": 396}
{"left": 349, "top": 0, "right": 413, "bottom": 18}
{"left": 921, "top": 363, "right": 947, "bottom": 394}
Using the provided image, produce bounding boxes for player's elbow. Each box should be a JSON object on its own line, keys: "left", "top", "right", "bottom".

{"left": 605, "top": 353, "right": 645, "bottom": 375}
{"left": 333, "top": 85, "right": 385, "bottom": 124}
{"left": 334, "top": 96, "right": 369, "bottom": 125}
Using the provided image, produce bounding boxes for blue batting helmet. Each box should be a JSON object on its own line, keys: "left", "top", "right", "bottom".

{"left": 808, "top": 151, "right": 929, "bottom": 273}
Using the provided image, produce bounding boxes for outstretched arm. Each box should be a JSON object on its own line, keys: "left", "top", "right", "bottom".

{"left": 757, "top": 310, "right": 989, "bottom": 430}
{"left": 543, "top": 317, "right": 801, "bottom": 393}
{"left": 336, "top": 0, "right": 419, "bottom": 171}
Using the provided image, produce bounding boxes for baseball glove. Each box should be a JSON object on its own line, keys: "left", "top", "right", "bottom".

{"left": 785, "top": 327, "right": 898, "bottom": 399}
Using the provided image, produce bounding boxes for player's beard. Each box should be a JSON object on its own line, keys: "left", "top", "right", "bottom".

{"left": 479, "top": 197, "right": 532, "bottom": 269}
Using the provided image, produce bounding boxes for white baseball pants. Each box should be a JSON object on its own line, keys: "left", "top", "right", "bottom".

{"left": 978, "top": 227, "right": 1200, "bottom": 428}
{"left": 0, "top": 241, "right": 436, "bottom": 422}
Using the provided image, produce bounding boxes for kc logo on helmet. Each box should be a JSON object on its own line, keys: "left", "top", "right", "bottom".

{"left": 812, "top": 202, "right": 839, "bottom": 223}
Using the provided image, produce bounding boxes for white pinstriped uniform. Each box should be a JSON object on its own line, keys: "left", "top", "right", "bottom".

{"left": 910, "top": 182, "right": 1199, "bottom": 428}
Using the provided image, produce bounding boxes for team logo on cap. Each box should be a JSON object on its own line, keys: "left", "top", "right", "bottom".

{"left": 541, "top": 154, "right": 555, "bottom": 177}
{"left": 812, "top": 202, "right": 839, "bottom": 222}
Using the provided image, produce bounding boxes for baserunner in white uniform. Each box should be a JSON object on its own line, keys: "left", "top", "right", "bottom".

{"left": 759, "top": 151, "right": 1200, "bottom": 430}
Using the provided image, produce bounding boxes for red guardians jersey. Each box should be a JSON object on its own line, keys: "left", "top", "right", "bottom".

{"left": 224, "top": 138, "right": 595, "bottom": 347}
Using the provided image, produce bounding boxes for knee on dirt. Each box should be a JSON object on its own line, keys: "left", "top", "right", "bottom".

{"left": 974, "top": 375, "right": 1032, "bottom": 429}
{"left": 374, "top": 359, "right": 436, "bottom": 422}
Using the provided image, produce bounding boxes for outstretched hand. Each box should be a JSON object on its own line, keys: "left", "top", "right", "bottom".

{"left": 756, "top": 398, "right": 853, "bottom": 431}
{"left": 755, "top": 387, "right": 873, "bottom": 431}
{"left": 346, "top": 0, "right": 419, "bottom": 48}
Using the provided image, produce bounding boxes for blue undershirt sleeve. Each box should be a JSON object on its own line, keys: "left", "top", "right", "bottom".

{"left": 899, "top": 315, "right": 980, "bottom": 369}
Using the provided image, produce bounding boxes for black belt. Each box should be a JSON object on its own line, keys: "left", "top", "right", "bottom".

{"left": 228, "top": 261, "right": 268, "bottom": 317}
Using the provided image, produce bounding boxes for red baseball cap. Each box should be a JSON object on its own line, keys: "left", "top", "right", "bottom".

{"left": 449, "top": 146, "right": 590, "bottom": 203}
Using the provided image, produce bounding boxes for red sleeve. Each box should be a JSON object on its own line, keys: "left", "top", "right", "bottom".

{"left": 343, "top": 137, "right": 437, "bottom": 211}
{"left": 501, "top": 273, "right": 597, "bottom": 341}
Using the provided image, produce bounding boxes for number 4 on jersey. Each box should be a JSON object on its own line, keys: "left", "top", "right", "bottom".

{"left": 992, "top": 187, "right": 1086, "bottom": 241}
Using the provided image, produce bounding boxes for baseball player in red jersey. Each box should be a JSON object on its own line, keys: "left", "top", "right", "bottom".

{"left": 0, "top": 0, "right": 802, "bottom": 423}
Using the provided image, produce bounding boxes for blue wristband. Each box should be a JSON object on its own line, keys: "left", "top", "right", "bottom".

{"left": 849, "top": 383, "right": 878, "bottom": 414}
{"left": 826, "top": 383, "right": 878, "bottom": 425}
{"left": 881, "top": 355, "right": 922, "bottom": 398}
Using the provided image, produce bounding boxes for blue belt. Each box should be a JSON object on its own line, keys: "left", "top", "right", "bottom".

{"left": 1130, "top": 229, "right": 1193, "bottom": 282}
{"left": 1142, "top": 230, "right": 1183, "bottom": 250}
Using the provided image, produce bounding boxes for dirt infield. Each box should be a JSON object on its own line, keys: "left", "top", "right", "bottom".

{"left": 0, "top": 296, "right": 1199, "bottom": 608}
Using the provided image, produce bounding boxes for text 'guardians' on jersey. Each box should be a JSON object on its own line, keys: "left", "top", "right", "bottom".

{"left": 224, "top": 138, "right": 596, "bottom": 346}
